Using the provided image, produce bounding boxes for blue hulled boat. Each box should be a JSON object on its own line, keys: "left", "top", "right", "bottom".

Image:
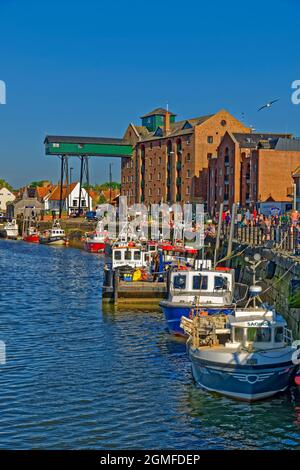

{"left": 181, "top": 275, "right": 300, "bottom": 401}
{"left": 160, "top": 260, "right": 236, "bottom": 335}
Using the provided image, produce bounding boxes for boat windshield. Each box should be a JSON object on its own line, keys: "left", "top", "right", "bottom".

{"left": 214, "top": 276, "right": 229, "bottom": 291}
{"left": 247, "top": 327, "right": 272, "bottom": 343}
{"left": 173, "top": 274, "right": 186, "bottom": 289}
{"left": 192, "top": 275, "right": 208, "bottom": 290}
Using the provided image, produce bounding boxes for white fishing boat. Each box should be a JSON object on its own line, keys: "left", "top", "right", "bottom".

{"left": 181, "top": 255, "right": 299, "bottom": 401}
{"left": 0, "top": 219, "right": 19, "bottom": 239}
{"left": 39, "top": 220, "right": 67, "bottom": 245}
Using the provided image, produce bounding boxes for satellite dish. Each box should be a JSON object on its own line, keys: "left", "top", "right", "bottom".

{"left": 249, "top": 285, "right": 262, "bottom": 296}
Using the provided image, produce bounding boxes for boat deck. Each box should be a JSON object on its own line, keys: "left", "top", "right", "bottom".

{"left": 102, "top": 281, "right": 167, "bottom": 305}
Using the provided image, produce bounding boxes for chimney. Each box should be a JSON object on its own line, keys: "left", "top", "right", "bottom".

{"left": 164, "top": 111, "right": 171, "bottom": 135}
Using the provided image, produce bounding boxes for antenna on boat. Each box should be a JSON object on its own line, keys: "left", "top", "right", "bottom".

{"left": 244, "top": 253, "right": 264, "bottom": 307}
{"left": 214, "top": 202, "right": 223, "bottom": 267}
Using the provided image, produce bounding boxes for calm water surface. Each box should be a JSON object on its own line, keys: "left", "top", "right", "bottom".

{"left": 0, "top": 239, "right": 300, "bottom": 449}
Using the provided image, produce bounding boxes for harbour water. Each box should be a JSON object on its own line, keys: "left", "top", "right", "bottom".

{"left": 0, "top": 240, "right": 300, "bottom": 449}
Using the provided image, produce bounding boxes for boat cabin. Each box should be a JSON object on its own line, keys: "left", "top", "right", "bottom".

{"left": 112, "top": 245, "right": 149, "bottom": 270}
{"left": 227, "top": 310, "right": 292, "bottom": 351}
{"left": 50, "top": 228, "right": 65, "bottom": 237}
{"left": 169, "top": 268, "right": 234, "bottom": 305}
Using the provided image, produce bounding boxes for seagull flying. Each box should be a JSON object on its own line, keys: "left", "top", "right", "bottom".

{"left": 257, "top": 99, "right": 279, "bottom": 112}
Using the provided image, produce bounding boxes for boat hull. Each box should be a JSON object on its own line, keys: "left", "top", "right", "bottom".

{"left": 23, "top": 234, "right": 39, "bottom": 243}
{"left": 0, "top": 229, "right": 18, "bottom": 239}
{"left": 160, "top": 301, "right": 234, "bottom": 335}
{"left": 188, "top": 347, "right": 296, "bottom": 401}
{"left": 39, "top": 237, "right": 66, "bottom": 245}
{"left": 84, "top": 241, "right": 105, "bottom": 253}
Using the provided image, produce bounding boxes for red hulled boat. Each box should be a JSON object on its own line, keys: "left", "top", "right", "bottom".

{"left": 84, "top": 220, "right": 108, "bottom": 253}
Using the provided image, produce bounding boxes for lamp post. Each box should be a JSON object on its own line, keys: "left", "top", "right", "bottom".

{"left": 109, "top": 163, "right": 113, "bottom": 204}
{"left": 69, "top": 167, "right": 74, "bottom": 213}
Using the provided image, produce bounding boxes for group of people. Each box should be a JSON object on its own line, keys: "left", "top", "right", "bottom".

{"left": 204, "top": 209, "right": 300, "bottom": 243}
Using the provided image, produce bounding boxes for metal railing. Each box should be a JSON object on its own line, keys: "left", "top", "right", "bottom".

{"left": 221, "top": 223, "right": 300, "bottom": 253}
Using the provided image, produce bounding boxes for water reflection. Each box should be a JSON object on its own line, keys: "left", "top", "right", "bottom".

{"left": 0, "top": 240, "right": 299, "bottom": 449}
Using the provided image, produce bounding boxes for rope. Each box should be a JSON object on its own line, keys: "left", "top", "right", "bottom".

{"left": 261, "top": 262, "right": 295, "bottom": 295}
{"left": 215, "top": 246, "right": 248, "bottom": 267}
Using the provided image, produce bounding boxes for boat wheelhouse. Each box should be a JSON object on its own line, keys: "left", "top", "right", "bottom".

{"left": 160, "top": 264, "right": 235, "bottom": 335}
{"left": 23, "top": 226, "right": 39, "bottom": 243}
{"left": 112, "top": 244, "right": 150, "bottom": 270}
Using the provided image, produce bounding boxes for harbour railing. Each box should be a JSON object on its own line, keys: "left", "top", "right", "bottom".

{"left": 221, "top": 224, "right": 300, "bottom": 253}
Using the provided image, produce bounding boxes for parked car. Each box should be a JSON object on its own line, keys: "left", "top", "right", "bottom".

{"left": 85, "top": 211, "right": 97, "bottom": 221}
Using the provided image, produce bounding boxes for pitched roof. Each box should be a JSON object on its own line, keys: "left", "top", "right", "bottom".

{"left": 88, "top": 190, "right": 100, "bottom": 202}
{"left": 134, "top": 114, "right": 214, "bottom": 142}
{"left": 101, "top": 189, "right": 120, "bottom": 202}
{"left": 273, "top": 137, "right": 300, "bottom": 151}
{"left": 36, "top": 184, "right": 54, "bottom": 200}
{"left": 232, "top": 132, "right": 293, "bottom": 149}
{"left": 140, "top": 108, "right": 176, "bottom": 118}
{"left": 48, "top": 182, "right": 77, "bottom": 201}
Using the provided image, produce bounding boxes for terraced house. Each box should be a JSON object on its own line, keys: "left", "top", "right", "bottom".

{"left": 121, "top": 107, "right": 250, "bottom": 206}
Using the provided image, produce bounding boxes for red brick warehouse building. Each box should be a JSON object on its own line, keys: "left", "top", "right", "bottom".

{"left": 208, "top": 132, "right": 300, "bottom": 215}
{"left": 121, "top": 107, "right": 250, "bottom": 206}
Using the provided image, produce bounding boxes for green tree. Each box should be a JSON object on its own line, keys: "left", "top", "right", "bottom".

{"left": 97, "top": 194, "right": 107, "bottom": 204}
{"left": 0, "top": 179, "right": 13, "bottom": 191}
{"left": 29, "top": 180, "right": 48, "bottom": 188}
{"left": 94, "top": 182, "right": 121, "bottom": 191}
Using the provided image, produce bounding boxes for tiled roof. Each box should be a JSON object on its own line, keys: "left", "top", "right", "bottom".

{"left": 134, "top": 114, "right": 214, "bottom": 142}
{"left": 48, "top": 182, "right": 77, "bottom": 201}
{"left": 140, "top": 108, "right": 176, "bottom": 118}
{"left": 133, "top": 125, "right": 151, "bottom": 138}
{"left": 101, "top": 189, "right": 120, "bottom": 202}
{"left": 88, "top": 190, "right": 99, "bottom": 202}
{"left": 36, "top": 185, "right": 54, "bottom": 199}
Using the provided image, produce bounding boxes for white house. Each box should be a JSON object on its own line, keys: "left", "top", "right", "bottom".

{"left": 0, "top": 187, "right": 15, "bottom": 213}
{"left": 47, "top": 182, "right": 93, "bottom": 215}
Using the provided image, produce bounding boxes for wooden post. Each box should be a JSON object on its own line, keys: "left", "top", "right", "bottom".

{"left": 113, "top": 268, "right": 119, "bottom": 305}
{"left": 214, "top": 203, "right": 223, "bottom": 267}
{"left": 226, "top": 203, "right": 236, "bottom": 262}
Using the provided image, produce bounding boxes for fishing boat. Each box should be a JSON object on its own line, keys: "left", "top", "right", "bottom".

{"left": 39, "top": 220, "right": 67, "bottom": 245}
{"left": 84, "top": 220, "right": 108, "bottom": 253}
{"left": 181, "top": 255, "right": 299, "bottom": 401}
{"left": 23, "top": 226, "right": 39, "bottom": 243}
{"left": 102, "top": 222, "right": 167, "bottom": 304}
{"left": 0, "top": 219, "right": 19, "bottom": 239}
{"left": 160, "top": 260, "right": 235, "bottom": 335}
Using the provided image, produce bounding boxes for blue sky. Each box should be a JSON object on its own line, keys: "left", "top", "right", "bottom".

{"left": 0, "top": 0, "right": 299, "bottom": 187}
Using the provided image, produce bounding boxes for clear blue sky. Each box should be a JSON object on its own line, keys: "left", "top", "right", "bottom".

{"left": 0, "top": 0, "right": 299, "bottom": 188}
